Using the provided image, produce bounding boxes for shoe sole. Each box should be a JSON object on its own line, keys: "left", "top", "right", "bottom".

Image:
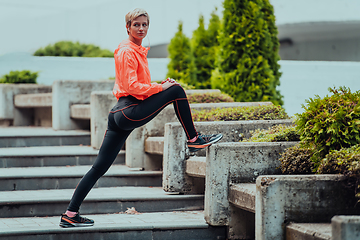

{"left": 60, "top": 222, "right": 94, "bottom": 228}
{"left": 188, "top": 134, "right": 223, "bottom": 152}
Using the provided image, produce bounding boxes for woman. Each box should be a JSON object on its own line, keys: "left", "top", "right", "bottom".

{"left": 60, "top": 8, "right": 222, "bottom": 228}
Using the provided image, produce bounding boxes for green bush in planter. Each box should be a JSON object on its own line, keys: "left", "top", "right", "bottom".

{"left": 0, "top": 70, "right": 38, "bottom": 84}
{"left": 295, "top": 86, "right": 360, "bottom": 166}
{"left": 188, "top": 92, "right": 234, "bottom": 103}
{"left": 243, "top": 124, "right": 299, "bottom": 142}
{"left": 317, "top": 144, "right": 360, "bottom": 176}
{"left": 192, "top": 104, "right": 288, "bottom": 122}
{"left": 279, "top": 143, "right": 315, "bottom": 174}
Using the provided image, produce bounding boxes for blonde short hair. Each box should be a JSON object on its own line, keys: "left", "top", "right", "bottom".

{"left": 125, "top": 8, "right": 150, "bottom": 29}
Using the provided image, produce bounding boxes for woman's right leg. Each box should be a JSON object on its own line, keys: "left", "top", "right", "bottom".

{"left": 66, "top": 128, "right": 132, "bottom": 213}
{"left": 60, "top": 112, "right": 132, "bottom": 227}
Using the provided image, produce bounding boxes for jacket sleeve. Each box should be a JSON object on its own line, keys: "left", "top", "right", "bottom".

{"left": 116, "top": 50, "right": 162, "bottom": 97}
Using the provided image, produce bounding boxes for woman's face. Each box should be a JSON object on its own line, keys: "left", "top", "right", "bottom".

{"left": 128, "top": 15, "right": 149, "bottom": 42}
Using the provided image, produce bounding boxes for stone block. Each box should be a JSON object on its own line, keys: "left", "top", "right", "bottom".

{"left": 0, "top": 84, "right": 51, "bottom": 126}
{"left": 163, "top": 120, "right": 295, "bottom": 194}
{"left": 286, "top": 222, "right": 331, "bottom": 240}
{"left": 14, "top": 93, "right": 52, "bottom": 108}
{"left": 145, "top": 137, "right": 165, "bottom": 155}
{"left": 256, "top": 175, "right": 360, "bottom": 240}
{"left": 332, "top": 216, "right": 360, "bottom": 240}
{"left": 204, "top": 142, "right": 297, "bottom": 227}
{"left": 186, "top": 156, "right": 206, "bottom": 178}
{"left": 70, "top": 104, "right": 91, "bottom": 120}
{"left": 52, "top": 80, "right": 114, "bottom": 130}
{"left": 90, "top": 91, "right": 117, "bottom": 149}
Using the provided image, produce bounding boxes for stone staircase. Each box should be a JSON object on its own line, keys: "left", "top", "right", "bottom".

{"left": 0, "top": 127, "right": 226, "bottom": 240}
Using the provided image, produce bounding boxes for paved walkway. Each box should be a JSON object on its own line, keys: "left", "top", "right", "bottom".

{"left": 0, "top": 211, "right": 207, "bottom": 234}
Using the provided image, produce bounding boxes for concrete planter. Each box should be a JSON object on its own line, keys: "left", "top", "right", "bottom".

{"left": 255, "top": 175, "right": 360, "bottom": 240}
{"left": 0, "top": 84, "right": 52, "bottom": 126}
{"left": 162, "top": 120, "right": 295, "bottom": 193}
{"left": 204, "top": 141, "right": 298, "bottom": 227}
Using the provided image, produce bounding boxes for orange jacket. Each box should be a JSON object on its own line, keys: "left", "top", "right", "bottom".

{"left": 113, "top": 39, "right": 162, "bottom": 100}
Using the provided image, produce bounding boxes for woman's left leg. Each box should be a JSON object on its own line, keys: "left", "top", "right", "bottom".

{"left": 116, "top": 85, "right": 197, "bottom": 140}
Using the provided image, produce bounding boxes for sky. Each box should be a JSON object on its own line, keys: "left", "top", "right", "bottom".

{"left": 1, "top": 0, "right": 360, "bottom": 55}
{"left": 0, "top": 0, "right": 224, "bottom": 55}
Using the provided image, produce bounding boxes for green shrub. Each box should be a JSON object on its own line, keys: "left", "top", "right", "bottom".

{"left": 0, "top": 70, "right": 38, "bottom": 84}
{"left": 317, "top": 144, "right": 360, "bottom": 176}
{"left": 34, "top": 41, "right": 113, "bottom": 57}
{"left": 166, "top": 22, "right": 196, "bottom": 84}
{"left": 188, "top": 92, "right": 234, "bottom": 103}
{"left": 210, "top": 0, "right": 283, "bottom": 106}
{"left": 295, "top": 86, "right": 360, "bottom": 165}
{"left": 192, "top": 104, "right": 288, "bottom": 122}
{"left": 317, "top": 145, "right": 360, "bottom": 199}
{"left": 243, "top": 124, "right": 299, "bottom": 142}
{"left": 278, "top": 144, "right": 315, "bottom": 174}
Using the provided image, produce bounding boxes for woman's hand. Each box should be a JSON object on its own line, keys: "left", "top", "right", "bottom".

{"left": 161, "top": 78, "right": 180, "bottom": 91}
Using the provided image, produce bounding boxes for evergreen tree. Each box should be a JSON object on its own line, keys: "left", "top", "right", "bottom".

{"left": 211, "top": 0, "right": 283, "bottom": 105}
{"left": 191, "top": 10, "right": 221, "bottom": 89}
{"left": 166, "top": 22, "right": 195, "bottom": 84}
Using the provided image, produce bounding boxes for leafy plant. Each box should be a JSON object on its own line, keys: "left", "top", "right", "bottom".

{"left": 295, "top": 86, "right": 360, "bottom": 165}
{"left": 243, "top": 124, "right": 299, "bottom": 142}
{"left": 317, "top": 144, "right": 360, "bottom": 199}
{"left": 0, "top": 70, "right": 38, "bottom": 84}
{"left": 190, "top": 10, "right": 221, "bottom": 89}
{"left": 192, "top": 104, "right": 288, "bottom": 122}
{"left": 317, "top": 144, "right": 360, "bottom": 176}
{"left": 188, "top": 92, "right": 234, "bottom": 103}
{"left": 166, "top": 22, "right": 196, "bottom": 84}
{"left": 278, "top": 143, "right": 315, "bottom": 174}
{"left": 210, "top": 0, "right": 283, "bottom": 105}
{"left": 34, "top": 41, "right": 113, "bottom": 57}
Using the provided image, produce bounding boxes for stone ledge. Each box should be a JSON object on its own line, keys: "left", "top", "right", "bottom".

{"left": 14, "top": 93, "right": 52, "bottom": 108}
{"left": 186, "top": 156, "right": 206, "bottom": 178}
{"left": 332, "top": 215, "right": 360, "bottom": 240}
{"left": 286, "top": 223, "right": 331, "bottom": 240}
{"left": 229, "top": 183, "right": 256, "bottom": 213}
{"left": 144, "top": 137, "right": 164, "bottom": 155}
{"left": 70, "top": 104, "right": 90, "bottom": 120}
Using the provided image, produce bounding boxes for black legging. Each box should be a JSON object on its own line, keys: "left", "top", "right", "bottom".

{"left": 67, "top": 85, "right": 197, "bottom": 212}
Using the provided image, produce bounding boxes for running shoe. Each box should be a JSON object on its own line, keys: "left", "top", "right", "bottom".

{"left": 59, "top": 213, "right": 94, "bottom": 228}
{"left": 187, "top": 133, "right": 223, "bottom": 152}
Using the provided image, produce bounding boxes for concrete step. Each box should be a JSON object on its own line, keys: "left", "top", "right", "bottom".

{"left": 0, "top": 165, "right": 162, "bottom": 191}
{"left": 145, "top": 136, "right": 164, "bottom": 155}
{"left": 0, "top": 146, "right": 125, "bottom": 168}
{"left": 286, "top": 222, "right": 331, "bottom": 240}
{"left": 0, "top": 211, "right": 226, "bottom": 240}
{"left": 14, "top": 93, "right": 52, "bottom": 108}
{"left": 186, "top": 156, "right": 206, "bottom": 178}
{"left": 0, "top": 127, "right": 90, "bottom": 148}
{"left": 229, "top": 183, "right": 256, "bottom": 213}
{"left": 70, "top": 104, "right": 90, "bottom": 120}
{"left": 0, "top": 187, "right": 204, "bottom": 218}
